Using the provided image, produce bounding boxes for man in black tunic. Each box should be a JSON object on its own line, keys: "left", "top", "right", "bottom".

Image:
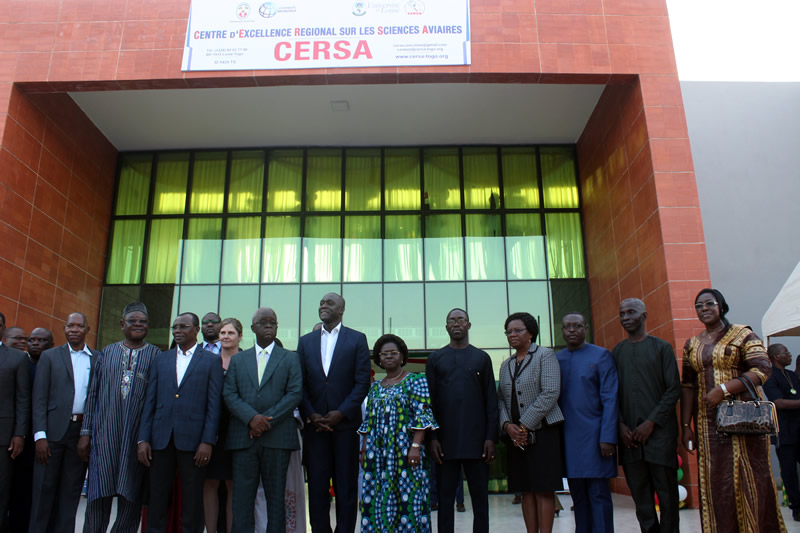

{"left": 612, "top": 298, "right": 681, "bottom": 533}
{"left": 425, "top": 308, "right": 498, "bottom": 533}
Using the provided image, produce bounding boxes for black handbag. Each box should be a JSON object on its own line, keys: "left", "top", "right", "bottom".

{"left": 715, "top": 375, "right": 779, "bottom": 436}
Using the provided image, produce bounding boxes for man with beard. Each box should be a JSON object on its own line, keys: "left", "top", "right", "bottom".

{"left": 30, "top": 312, "right": 99, "bottom": 533}
{"left": 0, "top": 313, "right": 31, "bottom": 532}
{"left": 556, "top": 312, "right": 618, "bottom": 533}
{"left": 200, "top": 312, "right": 222, "bottom": 354}
{"left": 613, "top": 298, "right": 680, "bottom": 533}
{"left": 425, "top": 308, "right": 498, "bottom": 533}
{"left": 80, "top": 302, "right": 162, "bottom": 532}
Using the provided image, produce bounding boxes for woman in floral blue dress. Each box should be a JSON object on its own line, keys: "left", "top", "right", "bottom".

{"left": 359, "top": 334, "right": 438, "bottom": 532}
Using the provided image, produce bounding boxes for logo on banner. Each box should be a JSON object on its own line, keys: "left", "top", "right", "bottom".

{"left": 405, "top": 0, "right": 425, "bottom": 14}
{"left": 352, "top": 1, "right": 366, "bottom": 15}
{"left": 236, "top": 2, "right": 251, "bottom": 18}
{"left": 259, "top": 2, "right": 278, "bottom": 17}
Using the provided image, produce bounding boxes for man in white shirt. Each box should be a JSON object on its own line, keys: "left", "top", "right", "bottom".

{"left": 29, "top": 312, "right": 98, "bottom": 533}
{"left": 137, "top": 312, "right": 223, "bottom": 533}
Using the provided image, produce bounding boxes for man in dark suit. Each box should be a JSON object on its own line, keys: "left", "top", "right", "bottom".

{"left": 29, "top": 312, "right": 98, "bottom": 533}
{"left": 426, "top": 308, "right": 498, "bottom": 533}
{"left": 0, "top": 313, "right": 31, "bottom": 532}
{"left": 137, "top": 312, "right": 223, "bottom": 533}
{"left": 297, "top": 293, "right": 370, "bottom": 533}
{"left": 200, "top": 312, "right": 222, "bottom": 354}
{"left": 224, "top": 307, "right": 302, "bottom": 533}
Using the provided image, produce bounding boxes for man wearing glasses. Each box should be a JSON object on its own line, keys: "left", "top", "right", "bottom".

{"left": 201, "top": 312, "right": 223, "bottom": 354}
{"left": 556, "top": 312, "right": 618, "bottom": 533}
{"left": 426, "top": 308, "right": 498, "bottom": 533}
{"left": 78, "top": 302, "right": 162, "bottom": 532}
{"left": 138, "top": 312, "right": 223, "bottom": 533}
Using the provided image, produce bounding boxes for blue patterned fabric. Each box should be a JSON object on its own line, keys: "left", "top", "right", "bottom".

{"left": 358, "top": 372, "right": 438, "bottom": 532}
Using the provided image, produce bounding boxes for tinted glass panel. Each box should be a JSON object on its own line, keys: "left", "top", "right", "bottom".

{"left": 191, "top": 152, "right": 226, "bottom": 214}
{"left": 502, "top": 147, "right": 540, "bottom": 209}
{"left": 425, "top": 214, "right": 463, "bottom": 281}
{"left": 384, "top": 215, "right": 422, "bottom": 282}
{"left": 152, "top": 153, "right": 189, "bottom": 214}
{"left": 267, "top": 150, "right": 303, "bottom": 212}
{"left": 385, "top": 148, "right": 420, "bottom": 210}
{"left": 345, "top": 148, "right": 381, "bottom": 211}
{"left": 222, "top": 216, "right": 261, "bottom": 283}
{"left": 306, "top": 149, "right": 342, "bottom": 211}
{"left": 466, "top": 281, "right": 508, "bottom": 348}
{"left": 505, "top": 213, "right": 546, "bottom": 279}
{"left": 424, "top": 147, "right": 460, "bottom": 210}
{"left": 261, "top": 284, "right": 300, "bottom": 346}
{"left": 219, "top": 285, "right": 259, "bottom": 329}
{"left": 145, "top": 219, "right": 183, "bottom": 284}
{"left": 342, "top": 284, "right": 382, "bottom": 344}
{"left": 507, "top": 281, "right": 552, "bottom": 347}
{"left": 384, "top": 283, "right": 424, "bottom": 349}
{"left": 545, "top": 213, "right": 585, "bottom": 278}
{"left": 541, "top": 147, "right": 579, "bottom": 208}
{"left": 106, "top": 219, "right": 145, "bottom": 284}
{"left": 344, "top": 216, "right": 381, "bottom": 282}
{"left": 465, "top": 214, "right": 504, "bottom": 280}
{"left": 302, "top": 216, "right": 341, "bottom": 283}
{"left": 115, "top": 154, "right": 151, "bottom": 216}
{"left": 262, "top": 216, "right": 300, "bottom": 283}
{"left": 463, "top": 147, "right": 500, "bottom": 210}
{"left": 425, "top": 282, "right": 465, "bottom": 349}
{"left": 229, "top": 151, "right": 264, "bottom": 213}
{"left": 182, "top": 218, "right": 222, "bottom": 284}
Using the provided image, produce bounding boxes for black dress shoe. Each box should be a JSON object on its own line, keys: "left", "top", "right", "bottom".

{"left": 792, "top": 509, "right": 800, "bottom": 522}
{"left": 456, "top": 503, "right": 466, "bottom": 512}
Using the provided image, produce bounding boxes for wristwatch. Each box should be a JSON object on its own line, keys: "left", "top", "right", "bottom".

{"left": 720, "top": 383, "right": 732, "bottom": 399}
{"left": 410, "top": 442, "right": 422, "bottom": 449}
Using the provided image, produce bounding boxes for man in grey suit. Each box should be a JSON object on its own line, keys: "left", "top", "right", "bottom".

{"left": 0, "top": 312, "right": 31, "bottom": 532}
{"left": 30, "top": 312, "right": 98, "bottom": 533}
{"left": 224, "top": 307, "right": 302, "bottom": 533}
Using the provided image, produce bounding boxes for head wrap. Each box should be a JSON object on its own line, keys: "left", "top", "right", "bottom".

{"left": 123, "top": 301, "right": 149, "bottom": 318}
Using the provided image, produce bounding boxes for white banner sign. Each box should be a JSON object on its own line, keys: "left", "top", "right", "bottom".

{"left": 181, "top": 0, "right": 471, "bottom": 71}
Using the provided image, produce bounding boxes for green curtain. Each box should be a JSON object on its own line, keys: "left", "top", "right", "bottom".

{"left": 222, "top": 216, "right": 261, "bottom": 283}
{"left": 343, "top": 216, "right": 381, "bottom": 282}
{"left": 115, "top": 155, "right": 151, "bottom": 216}
{"left": 541, "top": 147, "right": 579, "bottom": 208}
{"left": 106, "top": 219, "right": 145, "bottom": 283}
{"left": 466, "top": 214, "right": 504, "bottom": 280}
{"left": 152, "top": 153, "right": 189, "bottom": 214}
{"left": 190, "top": 152, "right": 226, "bottom": 213}
{"left": 306, "top": 149, "right": 342, "bottom": 211}
{"left": 545, "top": 213, "right": 585, "bottom": 278}
{"left": 181, "top": 218, "right": 222, "bottom": 284}
{"left": 423, "top": 148, "right": 461, "bottom": 209}
{"left": 385, "top": 215, "right": 422, "bottom": 281}
{"left": 505, "top": 213, "right": 546, "bottom": 279}
{"left": 463, "top": 147, "right": 500, "bottom": 209}
{"left": 263, "top": 216, "right": 301, "bottom": 283}
{"left": 345, "top": 149, "right": 381, "bottom": 211}
{"left": 229, "top": 151, "right": 264, "bottom": 213}
{"left": 502, "top": 147, "right": 540, "bottom": 209}
{"left": 267, "top": 150, "right": 303, "bottom": 212}
{"left": 425, "top": 214, "right": 463, "bottom": 281}
{"left": 385, "top": 148, "right": 420, "bottom": 210}
{"left": 302, "top": 216, "right": 341, "bottom": 282}
{"left": 145, "top": 219, "right": 184, "bottom": 283}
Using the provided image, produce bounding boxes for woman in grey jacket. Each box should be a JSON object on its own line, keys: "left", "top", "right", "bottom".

{"left": 498, "top": 312, "right": 564, "bottom": 533}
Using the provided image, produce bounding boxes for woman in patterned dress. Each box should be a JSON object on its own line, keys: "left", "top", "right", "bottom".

{"left": 359, "top": 334, "right": 438, "bottom": 532}
{"left": 680, "top": 288, "right": 786, "bottom": 532}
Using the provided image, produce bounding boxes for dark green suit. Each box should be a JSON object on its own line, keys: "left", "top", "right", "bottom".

{"left": 224, "top": 344, "right": 302, "bottom": 533}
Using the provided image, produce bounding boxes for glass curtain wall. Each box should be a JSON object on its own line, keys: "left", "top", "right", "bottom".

{"left": 102, "top": 146, "right": 589, "bottom": 371}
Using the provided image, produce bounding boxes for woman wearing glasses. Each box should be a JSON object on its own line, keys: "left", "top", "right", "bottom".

{"left": 359, "top": 334, "right": 438, "bottom": 532}
{"left": 497, "top": 312, "right": 563, "bottom": 533}
{"left": 680, "top": 288, "right": 786, "bottom": 532}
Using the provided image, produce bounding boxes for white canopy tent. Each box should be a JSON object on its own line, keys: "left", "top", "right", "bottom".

{"left": 762, "top": 259, "right": 800, "bottom": 338}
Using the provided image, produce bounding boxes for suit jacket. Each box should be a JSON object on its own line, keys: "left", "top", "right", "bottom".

{"left": 138, "top": 347, "right": 223, "bottom": 451}
{"left": 497, "top": 344, "right": 564, "bottom": 435}
{"left": 0, "top": 344, "right": 30, "bottom": 446}
{"left": 297, "top": 326, "right": 371, "bottom": 431}
{"left": 32, "top": 344, "right": 98, "bottom": 442}
{"left": 223, "top": 345, "right": 303, "bottom": 451}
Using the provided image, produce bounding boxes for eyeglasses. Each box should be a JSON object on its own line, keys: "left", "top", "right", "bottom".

{"left": 253, "top": 320, "right": 278, "bottom": 328}
{"left": 504, "top": 327, "right": 526, "bottom": 336}
{"left": 202, "top": 319, "right": 221, "bottom": 325}
{"left": 4, "top": 335, "right": 27, "bottom": 341}
{"left": 379, "top": 350, "right": 402, "bottom": 357}
{"left": 446, "top": 317, "right": 468, "bottom": 326}
{"left": 562, "top": 323, "right": 585, "bottom": 331}
{"left": 124, "top": 319, "right": 149, "bottom": 326}
{"left": 694, "top": 300, "right": 718, "bottom": 311}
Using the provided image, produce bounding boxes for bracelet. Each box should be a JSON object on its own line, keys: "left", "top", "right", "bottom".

{"left": 682, "top": 423, "right": 690, "bottom": 427}
{"left": 720, "top": 383, "right": 732, "bottom": 399}
{"left": 410, "top": 442, "right": 422, "bottom": 449}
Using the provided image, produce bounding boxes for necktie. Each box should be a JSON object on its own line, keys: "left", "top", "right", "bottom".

{"left": 257, "top": 349, "right": 267, "bottom": 384}
{"left": 206, "top": 343, "right": 218, "bottom": 354}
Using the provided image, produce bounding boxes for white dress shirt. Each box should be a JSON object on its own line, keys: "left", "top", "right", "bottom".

{"left": 34, "top": 343, "right": 92, "bottom": 442}
{"left": 176, "top": 343, "right": 197, "bottom": 387}
{"left": 320, "top": 322, "right": 341, "bottom": 376}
